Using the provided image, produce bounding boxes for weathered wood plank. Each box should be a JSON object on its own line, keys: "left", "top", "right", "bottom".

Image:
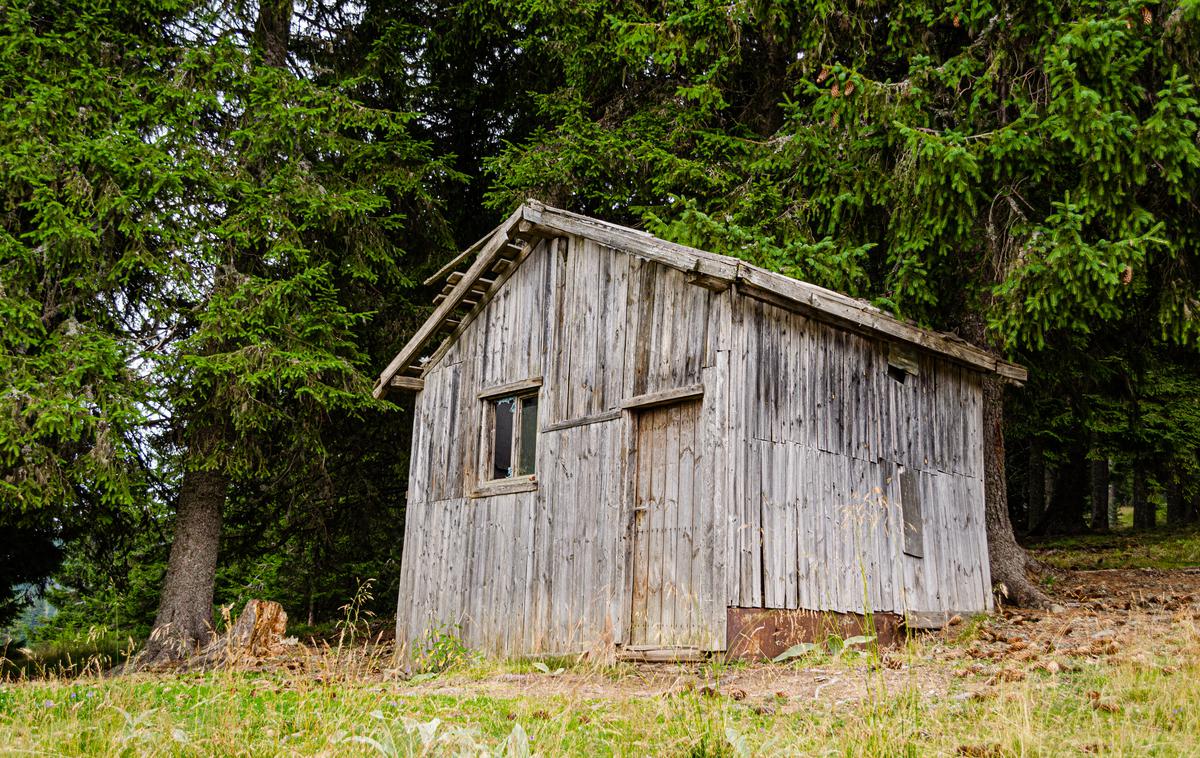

{"left": 661, "top": 403, "right": 681, "bottom": 642}
{"left": 376, "top": 205, "right": 528, "bottom": 395}
{"left": 542, "top": 409, "right": 622, "bottom": 432}
{"left": 478, "top": 376, "right": 543, "bottom": 399}
{"left": 620, "top": 383, "right": 704, "bottom": 410}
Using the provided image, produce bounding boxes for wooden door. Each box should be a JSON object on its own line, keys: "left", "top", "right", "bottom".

{"left": 628, "top": 399, "right": 706, "bottom": 648}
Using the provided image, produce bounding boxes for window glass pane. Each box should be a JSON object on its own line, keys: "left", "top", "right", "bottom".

{"left": 492, "top": 397, "right": 515, "bottom": 479}
{"left": 517, "top": 395, "right": 538, "bottom": 475}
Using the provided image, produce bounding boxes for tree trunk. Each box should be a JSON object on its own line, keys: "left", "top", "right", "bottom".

{"left": 142, "top": 462, "right": 228, "bottom": 663}
{"left": 1106, "top": 461, "right": 1118, "bottom": 529}
{"left": 1027, "top": 438, "right": 1045, "bottom": 533}
{"left": 253, "top": 0, "right": 292, "bottom": 68}
{"left": 1190, "top": 475, "right": 1200, "bottom": 524}
{"left": 1043, "top": 464, "right": 1057, "bottom": 526}
{"left": 140, "top": 0, "right": 291, "bottom": 669}
{"left": 1190, "top": 453, "right": 1200, "bottom": 523}
{"left": 1036, "top": 440, "right": 1089, "bottom": 535}
{"left": 1165, "top": 464, "right": 1186, "bottom": 525}
{"left": 1089, "top": 454, "right": 1110, "bottom": 532}
{"left": 981, "top": 377, "right": 1049, "bottom": 608}
{"left": 1132, "top": 464, "right": 1154, "bottom": 529}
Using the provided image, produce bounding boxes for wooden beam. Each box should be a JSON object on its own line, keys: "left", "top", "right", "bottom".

{"left": 375, "top": 204, "right": 527, "bottom": 398}
{"left": 620, "top": 383, "right": 704, "bottom": 410}
{"left": 618, "top": 646, "right": 704, "bottom": 662}
{"left": 888, "top": 343, "right": 920, "bottom": 375}
{"left": 524, "top": 203, "right": 741, "bottom": 281}
{"left": 388, "top": 376, "right": 424, "bottom": 392}
{"left": 417, "top": 238, "right": 544, "bottom": 379}
{"left": 542, "top": 409, "right": 622, "bottom": 432}
{"left": 469, "top": 475, "right": 538, "bottom": 499}
{"left": 432, "top": 293, "right": 480, "bottom": 309}
{"left": 478, "top": 375, "right": 543, "bottom": 399}
{"left": 686, "top": 270, "right": 731, "bottom": 292}
{"left": 421, "top": 225, "right": 500, "bottom": 286}
{"left": 735, "top": 266, "right": 1028, "bottom": 382}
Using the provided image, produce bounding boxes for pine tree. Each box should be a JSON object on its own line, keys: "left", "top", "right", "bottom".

{"left": 485, "top": 0, "right": 1200, "bottom": 605}
{"left": 0, "top": 0, "right": 192, "bottom": 623}
{"left": 142, "top": 0, "right": 453, "bottom": 661}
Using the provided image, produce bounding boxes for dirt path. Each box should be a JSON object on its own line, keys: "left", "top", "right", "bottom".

{"left": 181, "top": 567, "right": 1197, "bottom": 710}
{"left": 391, "top": 567, "right": 1200, "bottom": 707}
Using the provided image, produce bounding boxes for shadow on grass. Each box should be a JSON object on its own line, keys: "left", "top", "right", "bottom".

{"left": 1028, "top": 525, "right": 1200, "bottom": 571}
{"left": 1, "top": 635, "right": 134, "bottom": 681}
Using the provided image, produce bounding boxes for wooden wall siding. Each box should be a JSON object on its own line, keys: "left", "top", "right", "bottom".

{"left": 399, "top": 234, "right": 731, "bottom": 656}
{"left": 744, "top": 445, "right": 991, "bottom": 615}
{"left": 737, "top": 298, "right": 983, "bottom": 480}
{"left": 728, "top": 296, "right": 992, "bottom": 616}
{"left": 548, "top": 238, "right": 717, "bottom": 423}
{"left": 398, "top": 420, "right": 630, "bottom": 656}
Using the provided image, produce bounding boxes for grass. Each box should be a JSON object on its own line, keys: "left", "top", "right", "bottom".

{"left": 0, "top": 633, "right": 134, "bottom": 681}
{"left": 3, "top": 532, "right": 1199, "bottom": 756}
{"left": 2, "top": 645, "right": 1198, "bottom": 756}
{"left": 1031, "top": 524, "right": 1200, "bottom": 571}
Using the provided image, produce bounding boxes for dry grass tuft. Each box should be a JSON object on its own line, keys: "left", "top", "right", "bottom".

{"left": 2, "top": 563, "right": 1199, "bottom": 755}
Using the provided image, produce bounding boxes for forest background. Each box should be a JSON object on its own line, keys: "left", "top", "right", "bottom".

{"left": 2, "top": 0, "right": 1198, "bottom": 652}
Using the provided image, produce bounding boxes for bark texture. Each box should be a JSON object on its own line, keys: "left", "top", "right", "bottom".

{"left": 1165, "top": 466, "right": 1186, "bottom": 525}
{"left": 981, "top": 376, "right": 1049, "bottom": 608}
{"left": 184, "top": 599, "right": 289, "bottom": 669}
{"left": 252, "top": 0, "right": 291, "bottom": 68}
{"left": 1027, "top": 438, "right": 1045, "bottom": 533}
{"left": 1090, "top": 455, "right": 1110, "bottom": 531}
{"left": 142, "top": 465, "right": 228, "bottom": 663}
{"left": 1132, "top": 464, "right": 1155, "bottom": 529}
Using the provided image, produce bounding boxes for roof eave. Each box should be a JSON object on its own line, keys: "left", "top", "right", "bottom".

{"left": 376, "top": 200, "right": 1028, "bottom": 397}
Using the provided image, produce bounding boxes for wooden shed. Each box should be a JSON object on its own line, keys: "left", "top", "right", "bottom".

{"left": 376, "top": 201, "right": 1027, "bottom": 660}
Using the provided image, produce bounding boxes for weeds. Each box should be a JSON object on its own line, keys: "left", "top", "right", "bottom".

{"left": 411, "top": 623, "right": 475, "bottom": 676}
{"left": 1, "top": 626, "right": 134, "bottom": 681}
{"left": 1, "top": 630, "right": 1197, "bottom": 756}
{"left": 337, "top": 578, "right": 378, "bottom": 647}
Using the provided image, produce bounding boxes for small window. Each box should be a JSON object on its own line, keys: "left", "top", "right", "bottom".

{"left": 487, "top": 392, "right": 538, "bottom": 480}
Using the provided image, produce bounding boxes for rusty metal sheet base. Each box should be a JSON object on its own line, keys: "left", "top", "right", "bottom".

{"left": 726, "top": 607, "right": 904, "bottom": 660}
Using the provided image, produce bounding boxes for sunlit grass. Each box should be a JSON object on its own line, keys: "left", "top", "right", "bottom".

{"left": 4, "top": 536, "right": 1199, "bottom": 755}
{"left": 2, "top": 628, "right": 1198, "bottom": 756}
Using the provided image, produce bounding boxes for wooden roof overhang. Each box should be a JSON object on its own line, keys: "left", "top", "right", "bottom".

{"left": 374, "top": 200, "right": 1027, "bottom": 398}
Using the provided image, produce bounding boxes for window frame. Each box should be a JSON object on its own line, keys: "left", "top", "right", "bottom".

{"left": 473, "top": 377, "right": 542, "bottom": 498}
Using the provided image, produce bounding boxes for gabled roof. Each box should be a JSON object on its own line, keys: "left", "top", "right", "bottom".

{"left": 374, "top": 200, "right": 1027, "bottom": 398}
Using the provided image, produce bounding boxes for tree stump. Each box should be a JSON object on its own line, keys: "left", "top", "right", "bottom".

{"left": 225, "top": 599, "right": 288, "bottom": 656}
{"left": 185, "top": 599, "right": 288, "bottom": 669}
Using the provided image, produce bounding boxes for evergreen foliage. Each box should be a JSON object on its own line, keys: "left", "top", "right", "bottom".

{"left": 2, "top": 0, "right": 1197, "bottom": 636}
